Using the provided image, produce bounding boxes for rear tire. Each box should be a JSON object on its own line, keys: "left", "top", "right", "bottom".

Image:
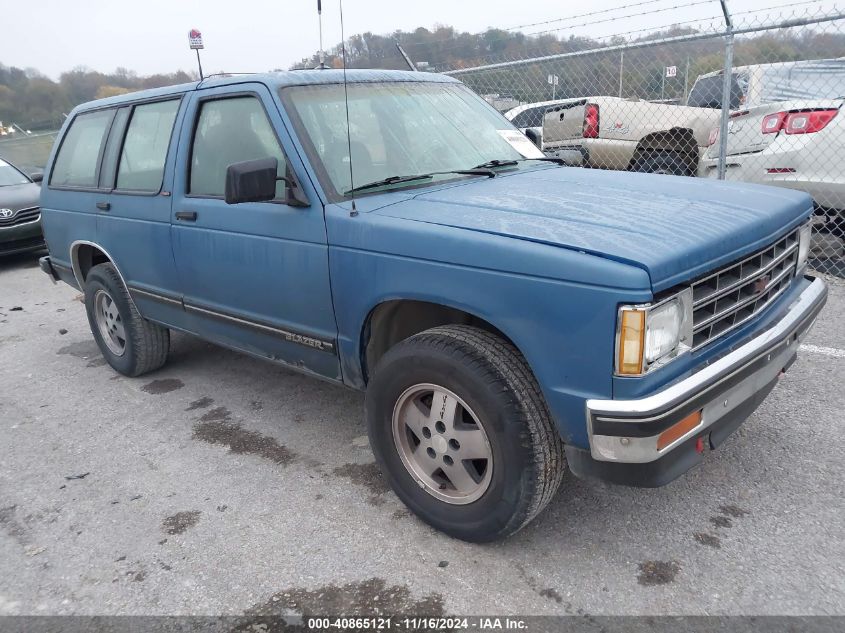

{"left": 632, "top": 151, "right": 691, "bottom": 176}
{"left": 84, "top": 263, "right": 169, "bottom": 377}
{"left": 365, "top": 325, "right": 566, "bottom": 542}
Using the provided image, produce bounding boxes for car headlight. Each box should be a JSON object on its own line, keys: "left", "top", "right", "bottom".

{"left": 616, "top": 288, "right": 693, "bottom": 376}
{"left": 797, "top": 221, "right": 812, "bottom": 273}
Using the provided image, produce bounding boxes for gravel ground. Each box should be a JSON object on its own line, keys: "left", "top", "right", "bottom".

{"left": 1, "top": 252, "right": 843, "bottom": 617}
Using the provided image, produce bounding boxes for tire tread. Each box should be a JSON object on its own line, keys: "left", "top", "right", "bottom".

{"left": 396, "top": 325, "right": 566, "bottom": 537}
{"left": 88, "top": 263, "right": 169, "bottom": 376}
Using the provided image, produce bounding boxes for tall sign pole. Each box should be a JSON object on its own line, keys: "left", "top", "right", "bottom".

{"left": 189, "top": 29, "right": 205, "bottom": 80}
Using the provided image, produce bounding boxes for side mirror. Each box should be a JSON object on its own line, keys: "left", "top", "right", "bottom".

{"left": 524, "top": 128, "right": 542, "bottom": 149}
{"left": 224, "top": 158, "right": 309, "bottom": 207}
{"left": 225, "top": 158, "right": 278, "bottom": 204}
{"left": 283, "top": 163, "right": 310, "bottom": 208}
{"left": 29, "top": 171, "right": 43, "bottom": 183}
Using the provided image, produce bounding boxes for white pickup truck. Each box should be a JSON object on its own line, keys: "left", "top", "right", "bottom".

{"left": 538, "top": 70, "right": 739, "bottom": 176}
{"left": 539, "top": 58, "right": 845, "bottom": 187}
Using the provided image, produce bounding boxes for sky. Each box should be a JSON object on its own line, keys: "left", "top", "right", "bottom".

{"left": 3, "top": 0, "right": 842, "bottom": 79}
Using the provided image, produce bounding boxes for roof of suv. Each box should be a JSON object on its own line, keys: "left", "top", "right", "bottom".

{"left": 74, "top": 69, "right": 459, "bottom": 112}
{"left": 695, "top": 56, "right": 845, "bottom": 80}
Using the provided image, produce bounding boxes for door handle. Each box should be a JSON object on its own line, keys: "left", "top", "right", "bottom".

{"left": 175, "top": 211, "right": 198, "bottom": 222}
{"left": 96, "top": 202, "right": 111, "bottom": 211}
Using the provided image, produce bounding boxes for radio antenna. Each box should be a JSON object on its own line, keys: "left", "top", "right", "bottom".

{"left": 339, "top": 0, "right": 357, "bottom": 217}
{"left": 316, "top": 1, "right": 326, "bottom": 69}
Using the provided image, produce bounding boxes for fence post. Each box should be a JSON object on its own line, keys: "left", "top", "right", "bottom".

{"left": 717, "top": 0, "right": 734, "bottom": 180}
{"left": 619, "top": 50, "right": 624, "bottom": 97}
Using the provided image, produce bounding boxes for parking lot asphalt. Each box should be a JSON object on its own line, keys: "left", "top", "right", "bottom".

{"left": 1, "top": 251, "right": 843, "bottom": 617}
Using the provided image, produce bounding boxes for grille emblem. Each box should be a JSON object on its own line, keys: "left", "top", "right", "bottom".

{"left": 754, "top": 275, "right": 771, "bottom": 294}
{"left": 0, "top": 208, "right": 13, "bottom": 219}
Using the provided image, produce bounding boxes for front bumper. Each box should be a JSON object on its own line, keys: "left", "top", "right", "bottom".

{"left": 543, "top": 143, "right": 588, "bottom": 167}
{"left": 567, "top": 275, "right": 827, "bottom": 487}
{"left": 0, "top": 218, "right": 45, "bottom": 256}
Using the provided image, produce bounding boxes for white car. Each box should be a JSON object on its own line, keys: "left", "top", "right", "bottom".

{"left": 700, "top": 59, "right": 845, "bottom": 234}
{"left": 504, "top": 98, "right": 584, "bottom": 145}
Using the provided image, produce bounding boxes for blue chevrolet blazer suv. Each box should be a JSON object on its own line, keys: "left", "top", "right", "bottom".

{"left": 37, "top": 69, "right": 828, "bottom": 542}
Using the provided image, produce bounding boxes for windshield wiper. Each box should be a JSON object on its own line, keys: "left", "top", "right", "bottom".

{"left": 345, "top": 169, "right": 495, "bottom": 195}
{"left": 473, "top": 159, "right": 519, "bottom": 169}
{"left": 472, "top": 157, "right": 567, "bottom": 170}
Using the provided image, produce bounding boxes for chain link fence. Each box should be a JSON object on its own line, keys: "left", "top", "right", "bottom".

{"left": 0, "top": 131, "right": 58, "bottom": 175}
{"left": 439, "top": 3, "right": 845, "bottom": 277}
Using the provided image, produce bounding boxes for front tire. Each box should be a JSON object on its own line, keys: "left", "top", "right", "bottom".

{"left": 365, "top": 325, "right": 565, "bottom": 542}
{"left": 84, "top": 263, "right": 170, "bottom": 376}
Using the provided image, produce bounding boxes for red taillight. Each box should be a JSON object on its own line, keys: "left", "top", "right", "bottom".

{"left": 785, "top": 109, "right": 838, "bottom": 134}
{"left": 583, "top": 103, "right": 600, "bottom": 139}
{"left": 762, "top": 109, "right": 837, "bottom": 135}
{"left": 762, "top": 112, "right": 787, "bottom": 134}
{"left": 707, "top": 128, "right": 719, "bottom": 146}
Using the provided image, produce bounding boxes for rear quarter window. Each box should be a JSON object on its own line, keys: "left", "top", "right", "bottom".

{"left": 116, "top": 99, "right": 180, "bottom": 192}
{"left": 687, "top": 73, "right": 746, "bottom": 109}
{"left": 510, "top": 107, "right": 546, "bottom": 128}
{"left": 50, "top": 109, "right": 113, "bottom": 188}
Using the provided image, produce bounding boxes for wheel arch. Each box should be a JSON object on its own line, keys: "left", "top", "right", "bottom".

{"left": 629, "top": 127, "right": 699, "bottom": 175}
{"left": 359, "top": 298, "right": 522, "bottom": 385}
{"left": 70, "top": 240, "right": 139, "bottom": 311}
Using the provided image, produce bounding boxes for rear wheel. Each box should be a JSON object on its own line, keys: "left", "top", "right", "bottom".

{"left": 84, "top": 263, "right": 170, "bottom": 376}
{"left": 632, "top": 151, "right": 691, "bottom": 176}
{"left": 366, "top": 325, "right": 566, "bottom": 542}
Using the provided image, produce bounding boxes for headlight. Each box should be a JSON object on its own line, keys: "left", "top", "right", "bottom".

{"left": 645, "top": 299, "right": 683, "bottom": 363}
{"left": 616, "top": 288, "right": 693, "bottom": 376}
{"left": 797, "top": 221, "right": 812, "bottom": 273}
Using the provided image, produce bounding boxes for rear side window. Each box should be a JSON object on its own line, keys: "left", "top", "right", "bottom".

{"left": 510, "top": 107, "right": 545, "bottom": 128}
{"left": 189, "top": 96, "right": 287, "bottom": 199}
{"left": 50, "top": 110, "right": 113, "bottom": 187}
{"left": 687, "top": 73, "right": 745, "bottom": 109}
{"left": 117, "top": 100, "right": 180, "bottom": 192}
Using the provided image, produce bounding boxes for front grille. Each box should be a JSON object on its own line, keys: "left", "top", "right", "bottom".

{"left": 0, "top": 206, "right": 40, "bottom": 228}
{"left": 691, "top": 229, "right": 799, "bottom": 350}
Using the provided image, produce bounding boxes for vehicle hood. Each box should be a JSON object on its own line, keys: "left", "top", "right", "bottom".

{"left": 372, "top": 167, "right": 812, "bottom": 291}
{"left": 0, "top": 182, "right": 41, "bottom": 211}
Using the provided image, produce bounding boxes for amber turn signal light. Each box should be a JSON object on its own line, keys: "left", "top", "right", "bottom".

{"left": 617, "top": 309, "right": 646, "bottom": 375}
{"left": 657, "top": 410, "right": 703, "bottom": 451}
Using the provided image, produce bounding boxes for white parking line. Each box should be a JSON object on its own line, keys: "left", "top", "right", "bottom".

{"left": 800, "top": 344, "right": 845, "bottom": 359}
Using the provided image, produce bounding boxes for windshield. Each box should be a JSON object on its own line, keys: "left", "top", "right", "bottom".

{"left": 0, "top": 159, "right": 29, "bottom": 186}
{"left": 283, "top": 81, "right": 538, "bottom": 199}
